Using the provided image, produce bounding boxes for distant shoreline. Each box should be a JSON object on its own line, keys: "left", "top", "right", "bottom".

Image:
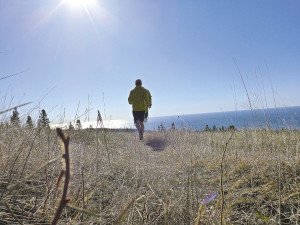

{"left": 150, "top": 105, "right": 300, "bottom": 119}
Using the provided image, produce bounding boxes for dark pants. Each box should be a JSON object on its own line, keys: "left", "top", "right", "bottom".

{"left": 132, "top": 111, "right": 145, "bottom": 123}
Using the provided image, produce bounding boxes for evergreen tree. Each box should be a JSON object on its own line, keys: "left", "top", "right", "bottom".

{"left": 212, "top": 125, "right": 217, "bottom": 131}
{"left": 219, "top": 126, "right": 226, "bottom": 132}
{"left": 158, "top": 123, "right": 165, "bottom": 131}
{"left": 204, "top": 124, "right": 210, "bottom": 132}
{"left": 228, "top": 125, "right": 236, "bottom": 131}
{"left": 10, "top": 108, "right": 20, "bottom": 127}
{"left": 38, "top": 109, "right": 50, "bottom": 128}
{"left": 75, "top": 119, "right": 82, "bottom": 130}
{"left": 68, "top": 122, "right": 75, "bottom": 131}
{"left": 171, "top": 122, "right": 176, "bottom": 130}
{"left": 26, "top": 115, "right": 34, "bottom": 128}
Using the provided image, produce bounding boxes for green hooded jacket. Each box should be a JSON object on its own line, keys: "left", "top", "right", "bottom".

{"left": 128, "top": 86, "right": 150, "bottom": 111}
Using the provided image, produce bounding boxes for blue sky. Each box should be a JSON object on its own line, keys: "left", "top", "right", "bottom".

{"left": 0, "top": 0, "right": 299, "bottom": 125}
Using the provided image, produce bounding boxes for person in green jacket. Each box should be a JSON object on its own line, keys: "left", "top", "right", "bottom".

{"left": 128, "top": 79, "right": 151, "bottom": 140}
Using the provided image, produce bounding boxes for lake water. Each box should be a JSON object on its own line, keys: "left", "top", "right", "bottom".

{"left": 143, "top": 106, "right": 300, "bottom": 131}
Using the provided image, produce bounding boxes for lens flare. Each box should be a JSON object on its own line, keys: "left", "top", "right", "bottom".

{"left": 64, "top": 0, "right": 97, "bottom": 10}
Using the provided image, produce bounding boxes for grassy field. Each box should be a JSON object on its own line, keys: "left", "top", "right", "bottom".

{"left": 1, "top": 126, "right": 300, "bottom": 224}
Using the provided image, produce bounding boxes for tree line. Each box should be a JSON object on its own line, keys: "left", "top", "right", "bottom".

{"left": 157, "top": 122, "right": 236, "bottom": 132}
{"left": 9, "top": 108, "right": 50, "bottom": 128}
{"left": 6, "top": 108, "right": 83, "bottom": 130}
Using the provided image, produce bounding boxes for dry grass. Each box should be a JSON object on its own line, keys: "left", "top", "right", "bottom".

{"left": 0, "top": 125, "right": 300, "bottom": 224}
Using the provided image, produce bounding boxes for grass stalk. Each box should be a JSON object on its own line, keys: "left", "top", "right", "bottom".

{"left": 81, "top": 166, "right": 85, "bottom": 222}
{"left": 194, "top": 204, "right": 205, "bottom": 225}
{"left": 113, "top": 196, "right": 136, "bottom": 225}
{"left": 4, "top": 202, "right": 23, "bottom": 225}
{"left": 220, "top": 131, "right": 235, "bottom": 225}
{"left": 19, "top": 129, "right": 39, "bottom": 179}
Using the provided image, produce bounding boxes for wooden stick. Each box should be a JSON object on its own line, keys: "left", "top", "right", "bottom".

{"left": 51, "top": 128, "right": 71, "bottom": 225}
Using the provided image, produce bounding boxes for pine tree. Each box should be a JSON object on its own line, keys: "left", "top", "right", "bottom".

{"left": 10, "top": 108, "right": 20, "bottom": 127}
{"left": 68, "top": 122, "right": 75, "bottom": 131}
{"left": 171, "top": 122, "right": 176, "bottom": 130}
{"left": 228, "top": 125, "right": 236, "bottom": 131}
{"left": 38, "top": 109, "right": 50, "bottom": 128}
{"left": 219, "top": 126, "right": 226, "bottom": 132}
{"left": 26, "top": 115, "right": 34, "bottom": 128}
{"left": 204, "top": 124, "right": 210, "bottom": 132}
{"left": 158, "top": 123, "right": 165, "bottom": 131}
{"left": 75, "top": 119, "right": 82, "bottom": 130}
{"left": 212, "top": 125, "right": 217, "bottom": 131}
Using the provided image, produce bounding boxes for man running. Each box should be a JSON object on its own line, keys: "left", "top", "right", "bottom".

{"left": 128, "top": 79, "right": 151, "bottom": 140}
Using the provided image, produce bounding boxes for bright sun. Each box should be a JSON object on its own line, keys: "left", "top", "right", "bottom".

{"left": 64, "top": 0, "right": 97, "bottom": 10}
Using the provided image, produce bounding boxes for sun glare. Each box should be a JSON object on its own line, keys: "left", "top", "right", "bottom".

{"left": 64, "top": 0, "right": 97, "bottom": 10}
{"left": 33, "top": 0, "right": 113, "bottom": 35}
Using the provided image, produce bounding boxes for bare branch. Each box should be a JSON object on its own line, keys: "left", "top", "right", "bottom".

{"left": 51, "top": 128, "right": 71, "bottom": 225}
{"left": 0, "top": 69, "right": 30, "bottom": 81}
{"left": 0, "top": 101, "right": 32, "bottom": 115}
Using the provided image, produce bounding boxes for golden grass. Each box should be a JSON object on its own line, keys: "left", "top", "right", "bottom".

{"left": 0, "top": 126, "right": 300, "bottom": 224}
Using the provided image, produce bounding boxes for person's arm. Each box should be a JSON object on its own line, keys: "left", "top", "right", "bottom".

{"left": 148, "top": 90, "right": 152, "bottom": 108}
{"left": 128, "top": 91, "right": 133, "bottom": 105}
{"left": 144, "top": 90, "right": 150, "bottom": 109}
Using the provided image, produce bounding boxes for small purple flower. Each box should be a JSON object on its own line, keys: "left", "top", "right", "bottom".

{"left": 201, "top": 192, "right": 218, "bottom": 205}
